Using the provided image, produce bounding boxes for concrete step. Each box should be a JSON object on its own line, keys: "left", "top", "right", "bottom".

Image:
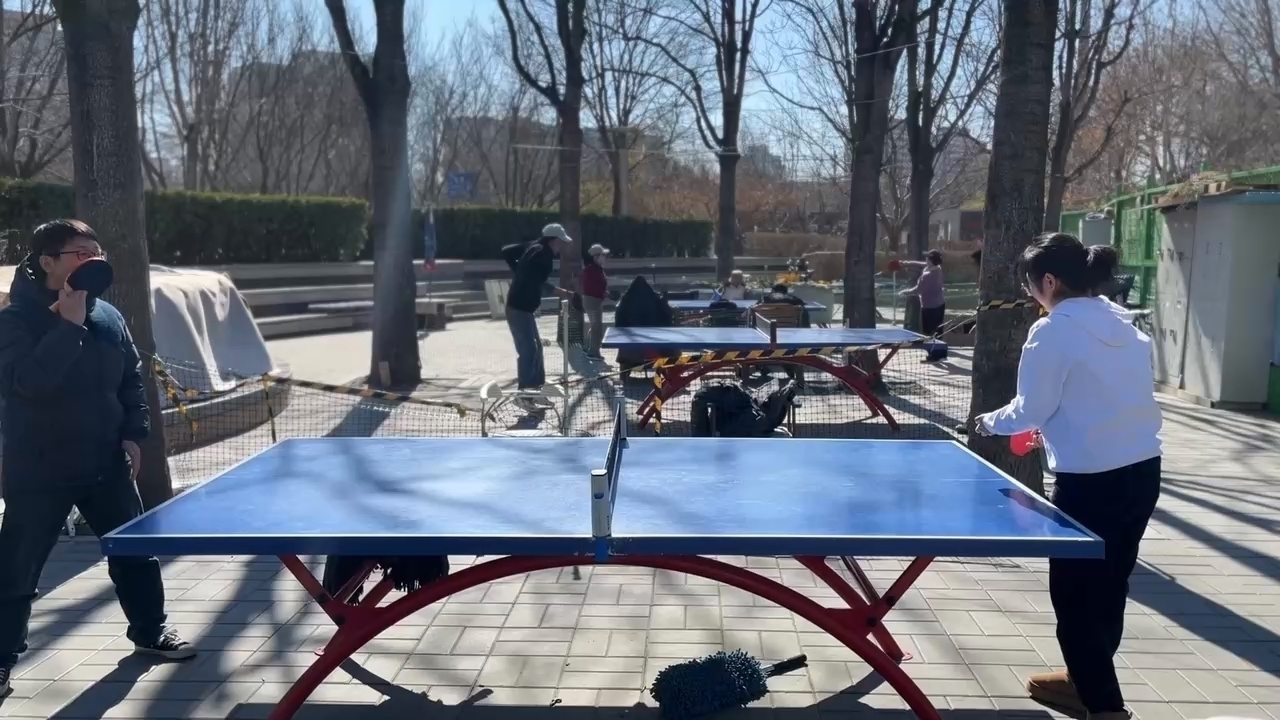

{"left": 449, "top": 299, "right": 492, "bottom": 317}
{"left": 257, "top": 312, "right": 358, "bottom": 339}
{"left": 309, "top": 296, "right": 456, "bottom": 317}
{"left": 243, "top": 281, "right": 465, "bottom": 312}
{"left": 203, "top": 260, "right": 466, "bottom": 289}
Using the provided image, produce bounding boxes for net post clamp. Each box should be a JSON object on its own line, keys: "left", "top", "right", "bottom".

{"left": 590, "top": 468, "right": 612, "bottom": 562}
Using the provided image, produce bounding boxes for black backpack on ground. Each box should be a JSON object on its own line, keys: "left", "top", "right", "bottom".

{"left": 322, "top": 555, "right": 450, "bottom": 600}
{"left": 690, "top": 380, "right": 797, "bottom": 438}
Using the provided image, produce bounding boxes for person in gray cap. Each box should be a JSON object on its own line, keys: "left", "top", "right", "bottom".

{"left": 499, "top": 224, "right": 574, "bottom": 402}
{"left": 581, "top": 244, "right": 611, "bottom": 361}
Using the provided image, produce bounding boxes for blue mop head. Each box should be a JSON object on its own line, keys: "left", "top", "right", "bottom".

{"left": 649, "top": 650, "right": 807, "bottom": 719}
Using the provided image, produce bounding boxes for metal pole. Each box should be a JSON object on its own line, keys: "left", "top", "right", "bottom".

{"left": 891, "top": 271, "right": 898, "bottom": 326}
{"left": 561, "top": 297, "right": 570, "bottom": 433}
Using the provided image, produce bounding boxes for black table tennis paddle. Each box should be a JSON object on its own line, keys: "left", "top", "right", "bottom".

{"left": 67, "top": 258, "right": 113, "bottom": 298}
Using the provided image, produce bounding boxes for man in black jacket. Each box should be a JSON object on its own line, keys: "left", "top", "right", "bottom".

{"left": 0, "top": 220, "right": 194, "bottom": 697}
{"left": 757, "top": 283, "right": 811, "bottom": 327}
{"left": 500, "top": 223, "right": 574, "bottom": 402}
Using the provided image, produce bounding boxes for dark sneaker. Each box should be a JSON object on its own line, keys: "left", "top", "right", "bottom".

{"left": 1, "top": 665, "right": 12, "bottom": 698}
{"left": 134, "top": 629, "right": 196, "bottom": 661}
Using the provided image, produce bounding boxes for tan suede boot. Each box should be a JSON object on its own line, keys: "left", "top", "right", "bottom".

{"left": 1026, "top": 670, "right": 1086, "bottom": 713}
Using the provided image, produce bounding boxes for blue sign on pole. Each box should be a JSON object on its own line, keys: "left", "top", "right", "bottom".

{"left": 422, "top": 207, "right": 437, "bottom": 271}
{"left": 446, "top": 171, "right": 475, "bottom": 200}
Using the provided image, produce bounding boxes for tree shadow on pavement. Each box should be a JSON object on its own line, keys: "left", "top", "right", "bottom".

{"left": 1126, "top": 483, "right": 1280, "bottom": 674}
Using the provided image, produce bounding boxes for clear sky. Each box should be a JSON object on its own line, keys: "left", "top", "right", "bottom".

{"left": 347, "top": 0, "right": 497, "bottom": 46}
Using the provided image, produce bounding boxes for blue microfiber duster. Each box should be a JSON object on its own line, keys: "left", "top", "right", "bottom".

{"left": 649, "top": 651, "right": 808, "bottom": 719}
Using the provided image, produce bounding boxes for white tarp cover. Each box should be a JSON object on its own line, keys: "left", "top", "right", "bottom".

{"left": 0, "top": 264, "right": 274, "bottom": 393}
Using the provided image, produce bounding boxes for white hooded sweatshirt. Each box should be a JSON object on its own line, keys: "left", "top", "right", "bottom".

{"left": 981, "top": 296, "right": 1162, "bottom": 474}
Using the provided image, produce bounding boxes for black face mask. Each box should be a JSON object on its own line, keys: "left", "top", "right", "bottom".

{"left": 67, "top": 258, "right": 114, "bottom": 299}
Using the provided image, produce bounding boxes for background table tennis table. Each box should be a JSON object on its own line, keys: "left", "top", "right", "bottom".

{"left": 602, "top": 325, "right": 928, "bottom": 432}
{"left": 666, "top": 298, "right": 827, "bottom": 325}
{"left": 104, "top": 428, "right": 1099, "bottom": 720}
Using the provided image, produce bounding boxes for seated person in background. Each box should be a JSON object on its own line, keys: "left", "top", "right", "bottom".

{"left": 756, "top": 283, "right": 810, "bottom": 327}
{"left": 613, "top": 276, "right": 674, "bottom": 374}
{"left": 752, "top": 284, "right": 809, "bottom": 385}
{"left": 717, "top": 269, "right": 750, "bottom": 302}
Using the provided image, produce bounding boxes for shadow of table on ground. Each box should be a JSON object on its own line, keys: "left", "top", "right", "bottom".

{"left": 231, "top": 698, "right": 1059, "bottom": 720}
{"left": 228, "top": 662, "right": 1061, "bottom": 720}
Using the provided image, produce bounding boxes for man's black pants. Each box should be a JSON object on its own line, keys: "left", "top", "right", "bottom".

{"left": 0, "top": 474, "right": 167, "bottom": 668}
{"left": 1049, "top": 456, "right": 1161, "bottom": 713}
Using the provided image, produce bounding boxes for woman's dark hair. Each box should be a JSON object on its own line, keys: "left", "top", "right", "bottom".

{"left": 925, "top": 249, "right": 942, "bottom": 265}
{"left": 1021, "top": 233, "right": 1119, "bottom": 298}
{"left": 1085, "top": 244, "right": 1119, "bottom": 294}
{"left": 970, "top": 248, "right": 982, "bottom": 265}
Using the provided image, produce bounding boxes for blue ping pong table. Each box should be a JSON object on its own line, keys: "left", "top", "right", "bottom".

{"left": 602, "top": 325, "right": 928, "bottom": 432}
{"left": 666, "top": 298, "right": 827, "bottom": 320}
{"left": 103, "top": 411, "right": 1099, "bottom": 720}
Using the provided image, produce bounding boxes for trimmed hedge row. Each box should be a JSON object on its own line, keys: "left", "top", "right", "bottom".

{"left": 0, "top": 179, "right": 369, "bottom": 265}
{"left": 1, "top": 179, "right": 712, "bottom": 265}
{"left": 408, "top": 207, "right": 711, "bottom": 260}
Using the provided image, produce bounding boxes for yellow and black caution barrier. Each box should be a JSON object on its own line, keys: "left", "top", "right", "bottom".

{"left": 149, "top": 357, "right": 470, "bottom": 444}
{"left": 274, "top": 377, "right": 468, "bottom": 416}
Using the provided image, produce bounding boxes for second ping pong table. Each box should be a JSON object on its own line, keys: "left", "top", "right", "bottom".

{"left": 602, "top": 322, "right": 929, "bottom": 432}
{"left": 103, "top": 409, "right": 1100, "bottom": 720}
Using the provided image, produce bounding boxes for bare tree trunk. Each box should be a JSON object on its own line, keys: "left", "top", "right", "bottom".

{"left": 716, "top": 151, "right": 740, "bottom": 280}
{"left": 967, "top": 0, "right": 1060, "bottom": 496}
{"left": 1043, "top": 112, "right": 1071, "bottom": 230}
{"left": 844, "top": 151, "right": 880, "bottom": 328}
{"left": 558, "top": 115, "right": 583, "bottom": 289}
{"left": 326, "top": 0, "right": 421, "bottom": 389}
{"left": 182, "top": 123, "right": 199, "bottom": 190}
{"left": 368, "top": 83, "right": 420, "bottom": 388}
{"left": 54, "top": 0, "right": 171, "bottom": 508}
{"left": 904, "top": 147, "right": 934, "bottom": 332}
{"left": 609, "top": 150, "right": 626, "bottom": 216}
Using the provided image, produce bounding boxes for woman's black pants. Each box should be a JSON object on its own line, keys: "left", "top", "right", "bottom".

{"left": 1049, "top": 456, "right": 1162, "bottom": 713}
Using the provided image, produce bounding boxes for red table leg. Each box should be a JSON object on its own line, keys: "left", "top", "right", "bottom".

{"left": 634, "top": 356, "right": 900, "bottom": 432}
{"left": 269, "top": 554, "right": 941, "bottom": 720}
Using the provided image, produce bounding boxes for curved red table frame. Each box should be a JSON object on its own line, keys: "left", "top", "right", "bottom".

{"left": 271, "top": 553, "right": 938, "bottom": 720}
{"left": 637, "top": 351, "right": 903, "bottom": 433}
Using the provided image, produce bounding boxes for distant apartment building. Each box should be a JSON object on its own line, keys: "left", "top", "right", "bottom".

{"left": 221, "top": 50, "right": 369, "bottom": 197}
{"left": 439, "top": 114, "right": 668, "bottom": 208}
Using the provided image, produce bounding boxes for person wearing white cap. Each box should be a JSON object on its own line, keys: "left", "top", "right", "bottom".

{"left": 581, "top": 244, "right": 611, "bottom": 361}
{"left": 718, "top": 269, "right": 749, "bottom": 301}
{"left": 499, "top": 224, "right": 574, "bottom": 399}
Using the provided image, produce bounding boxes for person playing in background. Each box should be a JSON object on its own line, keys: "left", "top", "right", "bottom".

{"left": 898, "top": 249, "right": 946, "bottom": 338}
{"left": 754, "top": 283, "right": 811, "bottom": 385}
{"left": 973, "top": 232, "right": 1162, "bottom": 720}
{"left": 0, "top": 220, "right": 196, "bottom": 698}
{"left": 581, "top": 244, "right": 611, "bottom": 362}
{"left": 500, "top": 224, "right": 574, "bottom": 406}
{"left": 757, "top": 283, "right": 810, "bottom": 327}
{"left": 717, "top": 269, "right": 750, "bottom": 302}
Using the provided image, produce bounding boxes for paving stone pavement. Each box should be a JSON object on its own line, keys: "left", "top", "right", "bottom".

{"left": 3, "top": 392, "right": 1278, "bottom": 720}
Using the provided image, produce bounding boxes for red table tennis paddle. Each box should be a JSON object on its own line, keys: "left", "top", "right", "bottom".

{"left": 1010, "top": 430, "right": 1038, "bottom": 456}
{"left": 886, "top": 259, "right": 902, "bottom": 272}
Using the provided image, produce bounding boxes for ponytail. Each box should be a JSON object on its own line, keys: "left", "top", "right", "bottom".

{"left": 1085, "top": 245, "right": 1119, "bottom": 294}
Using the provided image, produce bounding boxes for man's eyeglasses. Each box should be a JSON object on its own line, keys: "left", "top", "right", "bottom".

{"left": 52, "top": 249, "right": 105, "bottom": 262}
